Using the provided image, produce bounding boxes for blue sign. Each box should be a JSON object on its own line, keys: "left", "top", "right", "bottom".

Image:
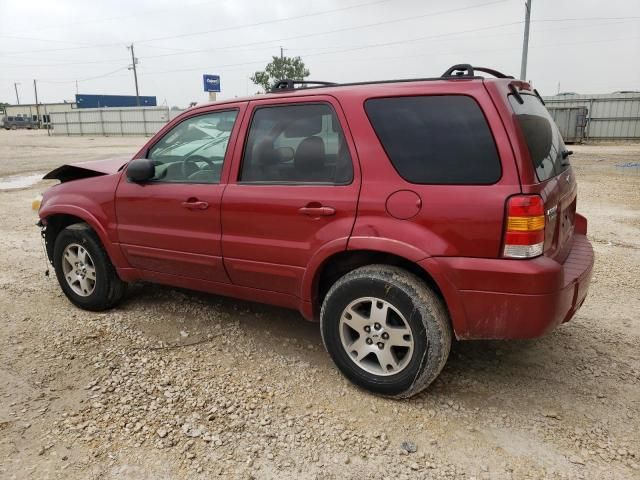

{"left": 203, "top": 74, "right": 221, "bottom": 92}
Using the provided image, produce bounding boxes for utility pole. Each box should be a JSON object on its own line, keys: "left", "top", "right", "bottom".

{"left": 127, "top": 44, "right": 140, "bottom": 106}
{"left": 14, "top": 82, "right": 20, "bottom": 104}
{"left": 75, "top": 80, "right": 79, "bottom": 95}
{"left": 33, "top": 79, "right": 41, "bottom": 128}
{"left": 520, "top": 0, "right": 532, "bottom": 81}
{"left": 280, "top": 46, "right": 284, "bottom": 60}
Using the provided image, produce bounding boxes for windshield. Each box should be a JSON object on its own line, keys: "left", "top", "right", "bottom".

{"left": 509, "top": 93, "right": 568, "bottom": 182}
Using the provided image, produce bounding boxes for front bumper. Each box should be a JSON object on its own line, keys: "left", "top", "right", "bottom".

{"left": 426, "top": 234, "right": 594, "bottom": 340}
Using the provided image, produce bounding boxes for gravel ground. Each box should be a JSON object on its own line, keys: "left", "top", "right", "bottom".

{"left": 0, "top": 130, "right": 639, "bottom": 479}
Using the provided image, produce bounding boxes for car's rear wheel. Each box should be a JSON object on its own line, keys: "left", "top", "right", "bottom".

{"left": 53, "top": 223, "right": 127, "bottom": 311}
{"left": 320, "top": 265, "right": 451, "bottom": 398}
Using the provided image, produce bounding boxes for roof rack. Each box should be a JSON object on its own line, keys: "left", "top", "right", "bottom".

{"left": 266, "top": 64, "right": 514, "bottom": 94}
{"left": 441, "top": 64, "right": 513, "bottom": 79}
{"left": 270, "top": 79, "right": 338, "bottom": 93}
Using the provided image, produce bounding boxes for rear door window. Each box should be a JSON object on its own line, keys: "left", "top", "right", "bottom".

{"left": 240, "top": 103, "right": 353, "bottom": 184}
{"left": 509, "top": 93, "right": 567, "bottom": 182}
{"left": 364, "top": 95, "right": 501, "bottom": 184}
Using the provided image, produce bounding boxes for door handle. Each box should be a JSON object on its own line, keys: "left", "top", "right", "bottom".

{"left": 298, "top": 206, "right": 336, "bottom": 216}
{"left": 181, "top": 199, "right": 209, "bottom": 210}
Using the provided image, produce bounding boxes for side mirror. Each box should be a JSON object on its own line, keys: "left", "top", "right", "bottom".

{"left": 126, "top": 158, "right": 155, "bottom": 182}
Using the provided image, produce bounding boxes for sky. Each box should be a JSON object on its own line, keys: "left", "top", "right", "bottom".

{"left": 1, "top": 0, "right": 639, "bottom": 107}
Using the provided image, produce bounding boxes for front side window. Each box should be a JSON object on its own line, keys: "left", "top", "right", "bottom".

{"left": 365, "top": 95, "right": 502, "bottom": 184}
{"left": 240, "top": 103, "right": 353, "bottom": 184}
{"left": 147, "top": 109, "right": 238, "bottom": 184}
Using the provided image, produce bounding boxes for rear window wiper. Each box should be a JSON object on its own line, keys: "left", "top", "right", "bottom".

{"left": 561, "top": 149, "right": 573, "bottom": 166}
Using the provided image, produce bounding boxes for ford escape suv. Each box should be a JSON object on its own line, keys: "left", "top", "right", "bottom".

{"left": 38, "top": 64, "right": 594, "bottom": 398}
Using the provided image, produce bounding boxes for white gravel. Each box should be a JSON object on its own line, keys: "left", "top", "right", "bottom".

{"left": 0, "top": 131, "right": 638, "bottom": 479}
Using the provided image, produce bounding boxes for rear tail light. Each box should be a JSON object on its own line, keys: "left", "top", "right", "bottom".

{"left": 502, "top": 195, "right": 545, "bottom": 259}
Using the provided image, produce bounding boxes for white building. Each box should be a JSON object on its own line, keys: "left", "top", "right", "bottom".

{"left": 2, "top": 102, "right": 77, "bottom": 127}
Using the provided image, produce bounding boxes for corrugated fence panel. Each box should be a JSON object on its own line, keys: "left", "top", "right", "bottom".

{"left": 49, "top": 106, "right": 173, "bottom": 136}
{"left": 50, "top": 112, "right": 64, "bottom": 135}
{"left": 543, "top": 93, "right": 640, "bottom": 140}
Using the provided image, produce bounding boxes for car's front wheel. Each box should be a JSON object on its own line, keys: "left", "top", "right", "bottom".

{"left": 320, "top": 265, "right": 451, "bottom": 398}
{"left": 53, "top": 223, "right": 127, "bottom": 311}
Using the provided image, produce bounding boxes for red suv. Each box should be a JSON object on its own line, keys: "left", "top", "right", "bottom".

{"left": 38, "top": 65, "right": 594, "bottom": 398}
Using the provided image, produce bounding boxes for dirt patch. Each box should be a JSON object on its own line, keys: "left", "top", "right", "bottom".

{"left": 0, "top": 131, "right": 638, "bottom": 479}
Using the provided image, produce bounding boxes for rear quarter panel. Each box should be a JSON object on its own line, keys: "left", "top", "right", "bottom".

{"left": 337, "top": 80, "right": 522, "bottom": 260}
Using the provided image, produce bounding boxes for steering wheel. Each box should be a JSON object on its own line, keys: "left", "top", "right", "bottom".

{"left": 181, "top": 155, "right": 214, "bottom": 179}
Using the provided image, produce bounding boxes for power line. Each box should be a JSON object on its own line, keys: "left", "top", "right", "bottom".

{"left": 60, "top": 0, "right": 510, "bottom": 65}
{"left": 3, "top": 16, "right": 638, "bottom": 69}
{"left": 136, "top": 31, "right": 640, "bottom": 79}
{"left": 0, "top": 0, "right": 399, "bottom": 56}
{"left": 128, "top": 21, "right": 521, "bottom": 77}
{"left": 37, "top": 66, "right": 129, "bottom": 84}
{"left": 1, "top": 0, "right": 224, "bottom": 35}
{"left": 136, "top": 0, "right": 405, "bottom": 45}
{"left": 9, "top": 32, "right": 640, "bottom": 87}
{"left": 136, "top": 0, "right": 510, "bottom": 56}
{"left": 0, "top": 35, "right": 94, "bottom": 45}
{"left": 534, "top": 16, "right": 640, "bottom": 22}
{"left": 131, "top": 22, "right": 520, "bottom": 77}
{"left": 7, "top": 2, "right": 634, "bottom": 67}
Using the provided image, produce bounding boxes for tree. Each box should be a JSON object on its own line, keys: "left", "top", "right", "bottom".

{"left": 251, "top": 56, "right": 310, "bottom": 93}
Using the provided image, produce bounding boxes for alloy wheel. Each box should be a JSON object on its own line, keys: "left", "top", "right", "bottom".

{"left": 339, "top": 297, "right": 414, "bottom": 376}
{"left": 62, "top": 243, "right": 97, "bottom": 297}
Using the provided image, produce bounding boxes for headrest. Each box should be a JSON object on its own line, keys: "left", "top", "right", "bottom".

{"left": 295, "top": 136, "right": 325, "bottom": 172}
{"left": 252, "top": 139, "right": 279, "bottom": 166}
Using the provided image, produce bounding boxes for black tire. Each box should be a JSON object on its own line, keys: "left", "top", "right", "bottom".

{"left": 320, "top": 265, "right": 451, "bottom": 398}
{"left": 53, "top": 223, "right": 127, "bottom": 311}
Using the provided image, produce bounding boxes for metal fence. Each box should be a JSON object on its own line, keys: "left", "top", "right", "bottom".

{"left": 546, "top": 106, "right": 588, "bottom": 143}
{"left": 543, "top": 93, "right": 640, "bottom": 141}
{"left": 48, "top": 106, "right": 180, "bottom": 136}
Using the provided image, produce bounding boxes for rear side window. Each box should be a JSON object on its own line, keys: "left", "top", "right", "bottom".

{"left": 509, "top": 93, "right": 567, "bottom": 182}
{"left": 240, "top": 103, "right": 353, "bottom": 184}
{"left": 364, "top": 95, "right": 501, "bottom": 184}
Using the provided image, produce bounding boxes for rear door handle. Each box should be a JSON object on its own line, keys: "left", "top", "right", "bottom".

{"left": 298, "top": 206, "right": 336, "bottom": 216}
{"left": 181, "top": 199, "right": 209, "bottom": 210}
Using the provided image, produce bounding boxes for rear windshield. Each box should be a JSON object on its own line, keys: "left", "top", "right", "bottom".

{"left": 509, "top": 93, "right": 567, "bottom": 182}
{"left": 364, "top": 95, "right": 501, "bottom": 185}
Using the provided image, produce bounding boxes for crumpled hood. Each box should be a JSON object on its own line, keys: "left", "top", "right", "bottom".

{"left": 43, "top": 157, "right": 130, "bottom": 182}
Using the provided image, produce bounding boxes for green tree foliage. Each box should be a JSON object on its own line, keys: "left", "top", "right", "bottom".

{"left": 251, "top": 56, "right": 310, "bottom": 93}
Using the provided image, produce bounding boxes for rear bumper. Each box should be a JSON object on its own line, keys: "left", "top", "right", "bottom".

{"left": 425, "top": 234, "right": 594, "bottom": 339}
